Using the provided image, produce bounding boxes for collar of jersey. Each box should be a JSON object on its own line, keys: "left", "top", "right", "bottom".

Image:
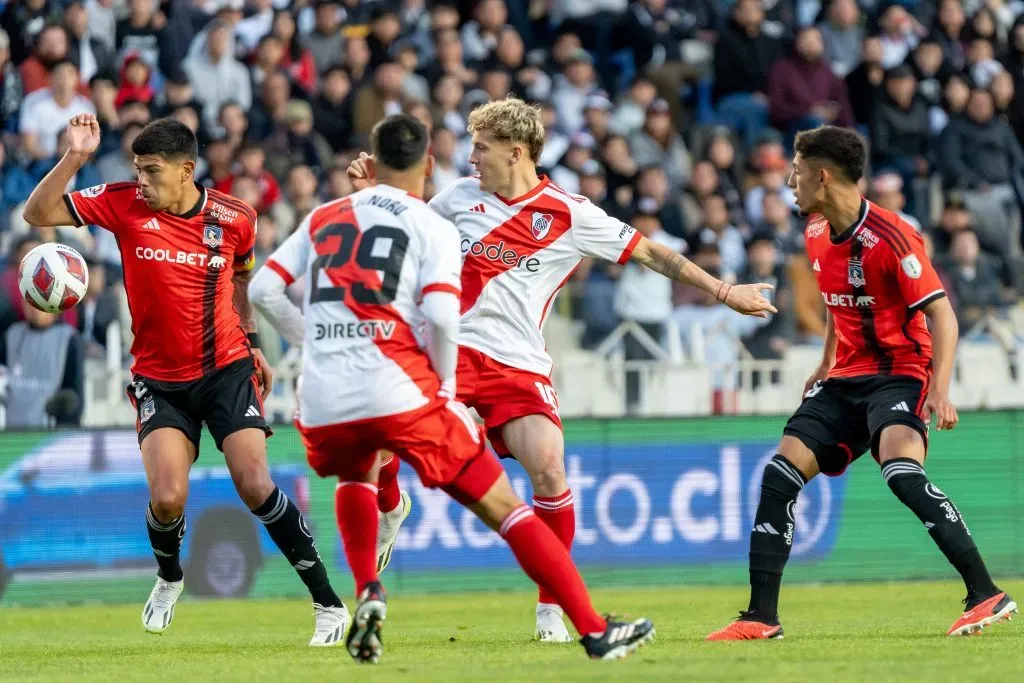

{"left": 829, "top": 197, "right": 868, "bottom": 245}
{"left": 494, "top": 175, "right": 550, "bottom": 206}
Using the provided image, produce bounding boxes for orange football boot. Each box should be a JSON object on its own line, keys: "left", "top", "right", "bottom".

{"left": 707, "top": 612, "right": 784, "bottom": 641}
{"left": 947, "top": 592, "right": 1017, "bottom": 636}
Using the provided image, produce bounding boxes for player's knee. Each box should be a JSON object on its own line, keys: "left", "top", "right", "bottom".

{"left": 150, "top": 485, "right": 187, "bottom": 522}
{"left": 881, "top": 458, "right": 927, "bottom": 501}
{"left": 760, "top": 455, "right": 807, "bottom": 500}
{"left": 234, "top": 470, "right": 276, "bottom": 510}
{"left": 520, "top": 443, "right": 565, "bottom": 497}
{"left": 876, "top": 424, "right": 925, "bottom": 465}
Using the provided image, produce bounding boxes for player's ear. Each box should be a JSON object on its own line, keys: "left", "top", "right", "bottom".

{"left": 510, "top": 144, "right": 521, "bottom": 165}
{"left": 181, "top": 159, "right": 196, "bottom": 182}
{"left": 424, "top": 153, "right": 435, "bottom": 178}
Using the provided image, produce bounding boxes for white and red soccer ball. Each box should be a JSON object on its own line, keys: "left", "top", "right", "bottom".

{"left": 18, "top": 243, "right": 89, "bottom": 313}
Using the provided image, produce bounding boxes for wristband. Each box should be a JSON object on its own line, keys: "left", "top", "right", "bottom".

{"left": 247, "top": 332, "right": 261, "bottom": 349}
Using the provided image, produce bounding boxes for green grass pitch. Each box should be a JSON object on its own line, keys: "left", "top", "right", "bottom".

{"left": 2, "top": 580, "right": 1022, "bottom": 683}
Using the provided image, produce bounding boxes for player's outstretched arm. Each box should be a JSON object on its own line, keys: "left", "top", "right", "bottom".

{"left": 629, "top": 237, "right": 778, "bottom": 318}
{"left": 23, "top": 114, "right": 101, "bottom": 227}
{"left": 922, "top": 296, "right": 959, "bottom": 431}
{"left": 233, "top": 267, "right": 273, "bottom": 398}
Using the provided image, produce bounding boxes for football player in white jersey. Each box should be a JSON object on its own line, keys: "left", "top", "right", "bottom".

{"left": 250, "top": 114, "right": 655, "bottom": 663}
{"left": 348, "top": 98, "right": 775, "bottom": 642}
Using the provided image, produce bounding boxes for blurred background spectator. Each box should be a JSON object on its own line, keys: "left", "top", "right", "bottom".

{"left": 0, "top": 0, "right": 1018, "bottom": 419}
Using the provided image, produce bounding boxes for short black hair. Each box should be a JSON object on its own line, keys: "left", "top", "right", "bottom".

{"left": 48, "top": 59, "right": 76, "bottom": 74}
{"left": 793, "top": 125, "right": 866, "bottom": 183}
{"left": 370, "top": 114, "right": 429, "bottom": 171}
{"left": 131, "top": 118, "right": 198, "bottom": 162}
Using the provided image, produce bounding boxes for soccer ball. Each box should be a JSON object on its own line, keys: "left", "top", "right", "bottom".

{"left": 18, "top": 242, "right": 89, "bottom": 313}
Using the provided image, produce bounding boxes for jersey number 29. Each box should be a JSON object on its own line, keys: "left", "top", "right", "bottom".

{"left": 310, "top": 223, "right": 409, "bottom": 305}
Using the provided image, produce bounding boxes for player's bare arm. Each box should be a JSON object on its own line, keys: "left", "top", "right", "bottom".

{"left": 922, "top": 295, "right": 959, "bottom": 431}
{"left": 233, "top": 267, "right": 273, "bottom": 399}
{"left": 804, "top": 310, "right": 838, "bottom": 393}
{"left": 23, "top": 114, "right": 101, "bottom": 227}
{"left": 629, "top": 237, "right": 778, "bottom": 318}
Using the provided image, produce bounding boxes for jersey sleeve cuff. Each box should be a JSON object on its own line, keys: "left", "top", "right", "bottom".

{"left": 422, "top": 282, "right": 461, "bottom": 297}
{"left": 265, "top": 259, "right": 295, "bottom": 286}
{"left": 616, "top": 230, "right": 643, "bottom": 265}
{"left": 908, "top": 289, "right": 946, "bottom": 312}
{"left": 62, "top": 194, "right": 85, "bottom": 227}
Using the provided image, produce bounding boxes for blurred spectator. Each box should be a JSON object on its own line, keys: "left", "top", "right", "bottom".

{"left": 271, "top": 9, "right": 317, "bottom": 93}
{"left": 0, "top": 29, "right": 24, "bottom": 133}
{"left": 633, "top": 165, "right": 686, "bottom": 238}
{"left": 699, "top": 193, "right": 746, "bottom": 278}
{"left": 2, "top": 0, "right": 61, "bottom": 66}
{"left": 768, "top": 26, "right": 854, "bottom": 137}
{"left": 312, "top": 64, "right": 353, "bottom": 152}
{"left": 614, "top": 210, "right": 686, "bottom": 412}
{"left": 65, "top": 0, "right": 114, "bottom": 85}
{"left": 871, "top": 64, "right": 931, "bottom": 216}
{"left": 877, "top": 4, "right": 923, "bottom": 69}
{"left": 431, "top": 127, "right": 461, "bottom": 193}
{"left": 817, "top": 0, "right": 863, "bottom": 78}
{"left": 215, "top": 142, "right": 281, "bottom": 211}
{"left": 609, "top": 76, "right": 657, "bottom": 138}
{"left": 264, "top": 99, "right": 332, "bottom": 178}
{"left": 431, "top": 74, "right": 465, "bottom": 135}
{"left": 744, "top": 147, "right": 796, "bottom": 225}
{"left": 115, "top": 0, "right": 164, "bottom": 69}
{"left": 703, "top": 129, "right": 744, "bottom": 208}
{"left": 184, "top": 20, "right": 252, "bottom": 129}
{"left": 237, "top": 0, "right": 275, "bottom": 54}
{"left": 629, "top": 98, "right": 691, "bottom": 190}
{"left": 682, "top": 160, "right": 721, "bottom": 233}
{"left": 273, "top": 163, "right": 321, "bottom": 234}
{"left": 199, "top": 137, "right": 235, "bottom": 188}
{"left": 75, "top": 253, "right": 121, "bottom": 354}
{"left": 420, "top": 29, "right": 476, "bottom": 88}
{"left": 599, "top": 134, "right": 638, "bottom": 204}
{"left": 537, "top": 100, "right": 569, "bottom": 167}
{"left": 460, "top": 0, "right": 506, "bottom": 62}
{"left": 910, "top": 37, "right": 948, "bottom": 109}
{"left": 713, "top": 0, "right": 783, "bottom": 150}
{"left": 352, "top": 61, "right": 406, "bottom": 139}
{"left": 739, "top": 232, "right": 793, "bottom": 368}
{"left": 95, "top": 120, "right": 143, "bottom": 183}
{"left": 248, "top": 69, "right": 291, "bottom": 139}
{"left": 0, "top": 235, "right": 42, "bottom": 334}
{"left": 19, "top": 61, "right": 95, "bottom": 161}
{"left": 492, "top": 25, "right": 551, "bottom": 102}
{"left": 325, "top": 162, "right": 354, "bottom": 200}
{"left": 935, "top": 0, "right": 967, "bottom": 72}
{"left": 20, "top": 25, "right": 77, "bottom": 96}
{"left": 304, "top": 0, "right": 344, "bottom": 75}
{"left": 938, "top": 87, "right": 1024, "bottom": 289}
{"left": 367, "top": 3, "right": 403, "bottom": 68}
{"left": 759, "top": 192, "right": 803, "bottom": 257}
{"left": 932, "top": 72, "right": 970, "bottom": 134}
{"left": 395, "top": 40, "right": 430, "bottom": 103}
{"left": 0, "top": 300, "right": 84, "bottom": 428}
{"left": 870, "top": 172, "right": 922, "bottom": 231}
{"left": 938, "top": 229, "right": 1009, "bottom": 329}
{"left": 342, "top": 35, "right": 372, "bottom": 88}
{"left": 990, "top": 69, "right": 1023, "bottom": 145}
{"left": 582, "top": 91, "right": 612, "bottom": 145}
{"left": 552, "top": 48, "right": 598, "bottom": 135}
{"left": 216, "top": 101, "right": 249, "bottom": 148}
{"left": 114, "top": 53, "right": 154, "bottom": 109}
{"left": 551, "top": 132, "right": 595, "bottom": 194}
{"left": 251, "top": 34, "right": 288, "bottom": 89}
{"left": 846, "top": 35, "right": 884, "bottom": 126}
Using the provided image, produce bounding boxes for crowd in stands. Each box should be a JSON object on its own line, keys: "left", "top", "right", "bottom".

{"left": 0, "top": 0, "right": 1022, "bottom": 425}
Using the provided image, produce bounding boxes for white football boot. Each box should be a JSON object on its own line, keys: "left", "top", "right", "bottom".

{"left": 376, "top": 490, "right": 412, "bottom": 573}
{"left": 142, "top": 577, "right": 184, "bottom": 634}
{"left": 536, "top": 603, "right": 574, "bottom": 643}
{"left": 309, "top": 602, "right": 351, "bottom": 647}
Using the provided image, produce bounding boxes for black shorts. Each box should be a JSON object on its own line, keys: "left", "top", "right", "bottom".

{"left": 783, "top": 375, "right": 929, "bottom": 477}
{"left": 127, "top": 357, "right": 272, "bottom": 455}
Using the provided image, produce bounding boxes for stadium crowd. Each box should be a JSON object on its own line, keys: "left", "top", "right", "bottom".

{"left": 0, "top": 0, "right": 1022, "bottom": 426}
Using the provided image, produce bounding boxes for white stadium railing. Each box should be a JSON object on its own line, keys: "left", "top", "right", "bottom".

{"left": 73, "top": 319, "right": 1024, "bottom": 428}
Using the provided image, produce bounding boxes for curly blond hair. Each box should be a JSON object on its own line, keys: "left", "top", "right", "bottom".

{"left": 466, "top": 97, "right": 545, "bottom": 162}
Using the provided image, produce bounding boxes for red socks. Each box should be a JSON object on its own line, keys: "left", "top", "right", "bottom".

{"left": 499, "top": 504, "right": 605, "bottom": 636}
{"left": 533, "top": 490, "right": 575, "bottom": 604}
{"left": 377, "top": 452, "right": 401, "bottom": 513}
{"left": 335, "top": 481, "right": 379, "bottom": 595}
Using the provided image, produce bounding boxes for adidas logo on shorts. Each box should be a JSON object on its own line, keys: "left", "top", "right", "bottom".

{"left": 245, "top": 405, "right": 260, "bottom": 417}
{"left": 891, "top": 401, "right": 910, "bottom": 412}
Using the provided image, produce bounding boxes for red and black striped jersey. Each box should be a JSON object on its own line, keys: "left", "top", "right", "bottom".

{"left": 64, "top": 182, "right": 257, "bottom": 381}
{"left": 804, "top": 199, "right": 945, "bottom": 383}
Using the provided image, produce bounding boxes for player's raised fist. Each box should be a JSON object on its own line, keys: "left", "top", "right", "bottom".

{"left": 724, "top": 282, "right": 778, "bottom": 319}
{"left": 67, "top": 114, "right": 101, "bottom": 156}
{"left": 347, "top": 152, "right": 375, "bottom": 191}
